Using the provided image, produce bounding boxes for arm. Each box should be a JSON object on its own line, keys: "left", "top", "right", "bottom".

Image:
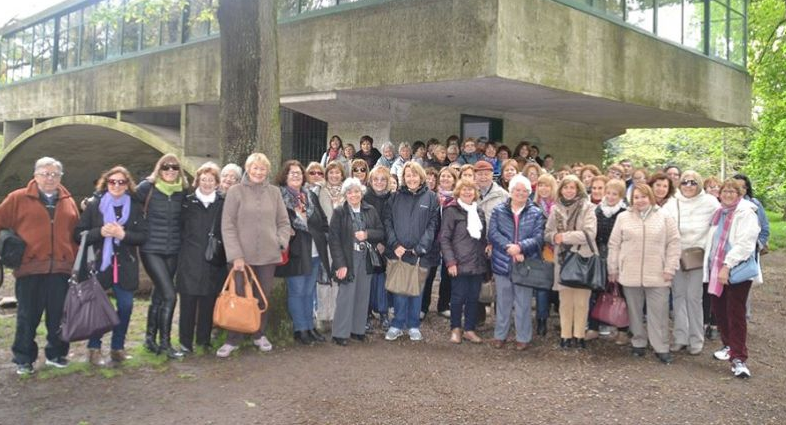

{"left": 518, "top": 208, "right": 544, "bottom": 258}
{"left": 753, "top": 199, "right": 770, "bottom": 248}
{"left": 543, "top": 208, "right": 559, "bottom": 245}
{"left": 663, "top": 215, "right": 681, "bottom": 275}
{"left": 560, "top": 202, "right": 598, "bottom": 247}
{"left": 383, "top": 194, "right": 401, "bottom": 251}
{"left": 328, "top": 208, "right": 348, "bottom": 271}
{"left": 725, "top": 209, "right": 760, "bottom": 268}
{"left": 606, "top": 216, "right": 623, "bottom": 278}
{"left": 365, "top": 206, "right": 385, "bottom": 245}
{"left": 487, "top": 207, "right": 508, "bottom": 251}
{"left": 221, "top": 188, "right": 242, "bottom": 262}
{"left": 275, "top": 191, "right": 293, "bottom": 250}
{"left": 415, "top": 194, "right": 440, "bottom": 255}
{"left": 121, "top": 204, "right": 148, "bottom": 247}
{"left": 439, "top": 208, "right": 458, "bottom": 267}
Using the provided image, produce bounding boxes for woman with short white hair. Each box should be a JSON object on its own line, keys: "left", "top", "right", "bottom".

{"left": 328, "top": 178, "right": 385, "bottom": 346}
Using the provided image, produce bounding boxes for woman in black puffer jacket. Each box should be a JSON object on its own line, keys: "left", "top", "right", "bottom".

{"left": 135, "top": 153, "right": 188, "bottom": 359}
{"left": 363, "top": 166, "right": 393, "bottom": 330}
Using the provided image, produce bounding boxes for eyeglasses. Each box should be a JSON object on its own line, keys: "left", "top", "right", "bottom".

{"left": 308, "top": 171, "right": 324, "bottom": 176}
{"left": 161, "top": 163, "right": 180, "bottom": 172}
{"left": 36, "top": 171, "right": 63, "bottom": 179}
{"left": 680, "top": 180, "right": 698, "bottom": 187}
{"left": 353, "top": 168, "right": 368, "bottom": 173}
{"left": 288, "top": 171, "right": 303, "bottom": 176}
{"left": 107, "top": 179, "right": 128, "bottom": 186}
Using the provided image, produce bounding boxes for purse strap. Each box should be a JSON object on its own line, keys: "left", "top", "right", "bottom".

{"left": 580, "top": 230, "right": 600, "bottom": 256}
{"left": 70, "top": 231, "right": 96, "bottom": 283}
{"left": 221, "top": 265, "right": 270, "bottom": 313}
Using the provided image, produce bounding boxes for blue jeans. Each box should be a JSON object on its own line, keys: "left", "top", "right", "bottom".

{"left": 286, "top": 256, "right": 320, "bottom": 332}
{"left": 450, "top": 274, "right": 482, "bottom": 331}
{"left": 88, "top": 284, "right": 134, "bottom": 350}
{"left": 369, "top": 272, "right": 388, "bottom": 314}
{"left": 535, "top": 289, "right": 550, "bottom": 320}
{"left": 391, "top": 294, "right": 422, "bottom": 330}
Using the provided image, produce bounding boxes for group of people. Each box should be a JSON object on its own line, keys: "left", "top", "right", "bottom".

{"left": 0, "top": 134, "right": 768, "bottom": 380}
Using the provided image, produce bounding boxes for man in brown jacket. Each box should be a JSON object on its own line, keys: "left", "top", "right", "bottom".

{"left": 0, "top": 157, "right": 79, "bottom": 375}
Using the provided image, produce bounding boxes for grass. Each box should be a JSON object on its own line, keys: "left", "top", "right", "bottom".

{"left": 766, "top": 210, "right": 786, "bottom": 251}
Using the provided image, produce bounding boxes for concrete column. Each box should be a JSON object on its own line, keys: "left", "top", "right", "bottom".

{"left": 2, "top": 120, "right": 34, "bottom": 148}
{"left": 181, "top": 104, "right": 220, "bottom": 160}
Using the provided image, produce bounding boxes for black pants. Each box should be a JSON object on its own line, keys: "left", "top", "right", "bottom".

{"left": 179, "top": 293, "right": 217, "bottom": 349}
{"left": 12, "top": 273, "right": 70, "bottom": 365}
{"left": 141, "top": 253, "right": 179, "bottom": 309}
{"left": 421, "top": 264, "right": 451, "bottom": 314}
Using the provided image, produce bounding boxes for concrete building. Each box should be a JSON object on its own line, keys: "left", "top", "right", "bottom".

{"left": 0, "top": 0, "right": 751, "bottom": 198}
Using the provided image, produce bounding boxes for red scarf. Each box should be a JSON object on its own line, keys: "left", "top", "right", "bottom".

{"left": 707, "top": 199, "right": 741, "bottom": 297}
{"left": 328, "top": 147, "right": 340, "bottom": 162}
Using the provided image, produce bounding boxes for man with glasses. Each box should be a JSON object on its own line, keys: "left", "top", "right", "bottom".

{"left": 0, "top": 157, "right": 80, "bottom": 375}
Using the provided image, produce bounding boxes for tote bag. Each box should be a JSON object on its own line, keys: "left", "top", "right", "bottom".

{"left": 385, "top": 258, "right": 427, "bottom": 297}
{"left": 213, "top": 265, "right": 268, "bottom": 334}
{"left": 559, "top": 231, "right": 606, "bottom": 292}
{"left": 589, "top": 282, "right": 629, "bottom": 328}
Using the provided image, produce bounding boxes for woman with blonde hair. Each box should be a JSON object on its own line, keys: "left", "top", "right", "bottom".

{"left": 136, "top": 153, "right": 189, "bottom": 359}
{"left": 534, "top": 172, "right": 558, "bottom": 336}
{"left": 364, "top": 166, "right": 393, "bottom": 329}
{"left": 459, "top": 164, "right": 475, "bottom": 182}
{"left": 350, "top": 159, "right": 369, "bottom": 185}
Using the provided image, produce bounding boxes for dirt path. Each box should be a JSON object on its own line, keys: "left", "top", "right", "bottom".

{"left": 1, "top": 252, "right": 785, "bottom": 425}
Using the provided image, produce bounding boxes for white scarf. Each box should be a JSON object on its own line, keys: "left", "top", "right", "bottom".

{"left": 196, "top": 189, "right": 216, "bottom": 208}
{"left": 600, "top": 198, "right": 624, "bottom": 218}
{"left": 458, "top": 199, "right": 482, "bottom": 240}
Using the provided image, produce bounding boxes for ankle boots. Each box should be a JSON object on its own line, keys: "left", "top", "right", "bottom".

{"left": 537, "top": 319, "right": 547, "bottom": 337}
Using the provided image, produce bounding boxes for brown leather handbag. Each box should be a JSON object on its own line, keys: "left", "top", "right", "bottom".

{"left": 676, "top": 201, "right": 705, "bottom": 271}
{"left": 213, "top": 265, "right": 268, "bottom": 334}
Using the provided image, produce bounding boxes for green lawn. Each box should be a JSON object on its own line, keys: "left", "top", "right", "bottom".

{"left": 766, "top": 210, "right": 786, "bottom": 251}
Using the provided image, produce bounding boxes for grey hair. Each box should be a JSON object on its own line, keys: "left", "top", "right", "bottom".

{"left": 380, "top": 141, "right": 395, "bottom": 152}
{"left": 508, "top": 174, "right": 532, "bottom": 193}
{"left": 34, "top": 157, "right": 63, "bottom": 173}
{"left": 340, "top": 177, "right": 367, "bottom": 196}
{"left": 397, "top": 142, "right": 411, "bottom": 154}
{"left": 220, "top": 163, "right": 243, "bottom": 179}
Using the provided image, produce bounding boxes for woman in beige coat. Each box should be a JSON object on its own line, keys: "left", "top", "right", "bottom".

{"left": 544, "top": 175, "right": 597, "bottom": 349}
{"left": 607, "top": 183, "right": 680, "bottom": 364}
{"left": 218, "top": 153, "right": 292, "bottom": 357}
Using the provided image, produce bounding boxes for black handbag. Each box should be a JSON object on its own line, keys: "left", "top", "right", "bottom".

{"left": 204, "top": 211, "right": 226, "bottom": 266}
{"left": 59, "top": 232, "right": 120, "bottom": 342}
{"left": 365, "top": 242, "right": 383, "bottom": 274}
{"left": 511, "top": 258, "right": 554, "bottom": 290}
{"left": 559, "top": 231, "right": 606, "bottom": 292}
{"left": 0, "top": 228, "right": 26, "bottom": 269}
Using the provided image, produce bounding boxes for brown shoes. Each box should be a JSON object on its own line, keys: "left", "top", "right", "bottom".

{"left": 489, "top": 339, "right": 505, "bottom": 349}
{"left": 110, "top": 350, "right": 132, "bottom": 363}
{"left": 450, "top": 328, "right": 462, "bottom": 344}
{"left": 462, "top": 331, "right": 483, "bottom": 344}
{"left": 88, "top": 348, "right": 105, "bottom": 367}
{"left": 615, "top": 331, "right": 630, "bottom": 346}
{"left": 585, "top": 330, "right": 600, "bottom": 341}
{"left": 515, "top": 342, "right": 530, "bottom": 351}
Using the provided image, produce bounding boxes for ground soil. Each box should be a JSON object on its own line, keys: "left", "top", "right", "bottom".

{"left": 0, "top": 252, "right": 784, "bottom": 425}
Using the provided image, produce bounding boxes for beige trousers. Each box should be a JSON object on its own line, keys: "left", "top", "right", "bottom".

{"left": 559, "top": 287, "right": 591, "bottom": 339}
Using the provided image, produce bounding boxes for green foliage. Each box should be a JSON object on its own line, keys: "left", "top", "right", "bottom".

{"left": 766, "top": 210, "right": 786, "bottom": 250}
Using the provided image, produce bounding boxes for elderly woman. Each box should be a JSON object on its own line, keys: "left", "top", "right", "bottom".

{"left": 177, "top": 162, "right": 225, "bottom": 354}
{"left": 219, "top": 163, "right": 242, "bottom": 195}
{"left": 705, "top": 179, "right": 761, "bottom": 378}
{"left": 544, "top": 175, "right": 597, "bottom": 349}
{"left": 522, "top": 163, "right": 542, "bottom": 195}
{"left": 329, "top": 178, "right": 385, "bottom": 345}
{"left": 364, "top": 167, "right": 393, "bottom": 329}
{"left": 350, "top": 159, "right": 369, "bottom": 185}
{"left": 589, "top": 175, "right": 608, "bottom": 205}
{"left": 305, "top": 162, "right": 325, "bottom": 190}
{"left": 75, "top": 166, "right": 148, "bottom": 365}
{"left": 440, "top": 178, "right": 489, "bottom": 344}
{"left": 458, "top": 164, "right": 475, "bottom": 182}
{"left": 219, "top": 153, "right": 292, "bottom": 357}
{"left": 354, "top": 135, "right": 381, "bottom": 170}
{"left": 425, "top": 144, "right": 450, "bottom": 170}
{"left": 390, "top": 142, "right": 413, "bottom": 181}
{"left": 376, "top": 141, "right": 397, "bottom": 169}
{"left": 488, "top": 175, "right": 544, "bottom": 350}
{"left": 662, "top": 171, "right": 719, "bottom": 355}
{"left": 704, "top": 176, "right": 721, "bottom": 200}
{"left": 383, "top": 162, "right": 440, "bottom": 341}
{"left": 649, "top": 172, "right": 676, "bottom": 207}
{"left": 446, "top": 144, "right": 460, "bottom": 164}
{"left": 275, "top": 160, "right": 330, "bottom": 345}
{"left": 319, "top": 161, "right": 346, "bottom": 217}
{"left": 136, "top": 153, "right": 189, "bottom": 359}
{"left": 534, "top": 173, "right": 558, "bottom": 336}
{"left": 607, "top": 183, "right": 680, "bottom": 364}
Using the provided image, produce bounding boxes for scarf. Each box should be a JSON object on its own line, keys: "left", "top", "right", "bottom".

{"left": 538, "top": 198, "right": 555, "bottom": 216}
{"left": 326, "top": 184, "right": 343, "bottom": 207}
{"left": 99, "top": 193, "right": 130, "bottom": 273}
{"left": 282, "top": 186, "right": 313, "bottom": 232}
{"left": 558, "top": 197, "right": 582, "bottom": 232}
{"left": 458, "top": 199, "right": 482, "bottom": 240}
{"left": 155, "top": 178, "right": 183, "bottom": 197}
{"left": 328, "top": 147, "right": 340, "bottom": 162}
{"left": 195, "top": 189, "right": 216, "bottom": 207}
{"left": 708, "top": 199, "right": 741, "bottom": 296}
{"left": 600, "top": 198, "right": 624, "bottom": 218}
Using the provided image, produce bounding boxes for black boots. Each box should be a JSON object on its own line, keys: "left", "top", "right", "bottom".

{"left": 537, "top": 318, "right": 547, "bottom": 337}
{"left": 308, "top": 329, "right": 326, "bottom": 343}
{"left": 294, "top": 331, "right": 314, "bottom": 345}
{"left": 158, "top": 305, "right": 184, "bottom": 359}
{"left": 144, "top": 300, "right": 161, "bottom": 353}
{"left": 560, "top": 338, "right": 572, "bottom": 349}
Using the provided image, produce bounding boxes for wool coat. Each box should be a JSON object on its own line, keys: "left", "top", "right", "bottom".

{"left": 544, "top": 199, "right": 598, "bottom": 291}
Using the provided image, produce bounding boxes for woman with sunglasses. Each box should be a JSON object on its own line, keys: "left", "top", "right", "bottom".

{"left": 76, "top": 166, "right": 148, "bottom": 366}
{"left": 350, "top": 159, "right": 369, "bottom": 185}
{"left": 136, "top": 154, "right": 189, "bottom": 359}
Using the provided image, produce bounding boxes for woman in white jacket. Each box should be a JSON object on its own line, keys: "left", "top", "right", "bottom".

{"left": 662, "top": 171, "right": 719, "bottom": 355}
{"left": 703, "top": 179, "right": 761, "bottom": 378}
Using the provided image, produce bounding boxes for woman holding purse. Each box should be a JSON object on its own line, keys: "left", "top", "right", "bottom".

{"left": 329, "top": 178, "right": 385, "bottom": 345}
{"left": 75, "top": 166, "right": 148, "bottom": 366}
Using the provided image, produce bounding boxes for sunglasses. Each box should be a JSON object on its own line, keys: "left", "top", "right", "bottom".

{"left": 680, "top": 180, "right": 698, "bottom": 187}
{"left": 308, "top": 171, "right": 324, "bottom": 176}
{"left": 161, "top": 163, "right": 180, "bottom": 172}
{"left": 107, "top": 179, "right": 128, "bottom": 186}
{"left": 353, "top": 167, "right": 368, "bottom": 173}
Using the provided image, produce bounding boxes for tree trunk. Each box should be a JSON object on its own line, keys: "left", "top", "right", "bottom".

{"left": 217, "top": 0, "right": 260, "bottom": 166}
{"left": 257, "top": 0, "right": 282, "bottom": 171}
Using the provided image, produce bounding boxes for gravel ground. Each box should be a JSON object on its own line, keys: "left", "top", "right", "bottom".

{"left": 1, "top": 251, "right": 785, "bottom": 425}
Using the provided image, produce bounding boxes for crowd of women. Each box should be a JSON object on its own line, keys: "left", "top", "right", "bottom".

{"left": 27, "top": 134, "right": 767, "bottom": 379}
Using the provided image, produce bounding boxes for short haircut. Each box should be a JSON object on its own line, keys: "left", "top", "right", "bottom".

{"left": 306, "top": 161, "right": 325, "bottom": 175}
{"left": 276, "top": 160, "right": 306, "bottom": 186}
{"left": 97, "top": 165, "right": 137, "bottom": 193}
{"left": 193, "top": 161, "right": 221, "bottom": 188}
{"left": 580, "top": 164, "right": 602, "bottom": 178}
{"left": 453, "top": 178, "right": 480, "bottom": 201}
{"left": 509, "top": 174, "right": 532, "bottom": 193}
{"left": 722, "top": 177, "right": 745, "bottom": 197}
{"left": 341, "top": 177, "right": 367, "bottom": 196}
{"left": 648, "top": 171, "right": 675, "bottom": 198}
{"left": 536, "top": 173, "right": 558, "bottom": 199}
{"left": 591, "top": 175, "right": 610, "bottom": 187}
{"left": 557, "top": 174, "right": 587, "bottom": 199}
{"left": 359, "top": 135, "right": 374, "bottom": 145}
{"left": 368, "top": 166, "right": 391, "bottom": 190}
{"left": 459, "top": 164, "right": 475, "bottom": 178}
{"left": 497, "top": 145, "right": 512, "bottom": 158}
{"left": 604, "top": 178, "right": 626, "bottom": 197}
{"left": 380, "top": 141, "right": 395, "bottom": 153}
{"left": 438, "top": 166, "right": 459, "bottom": 188}
{"left": 325, "top": 160, "right": 347, "bottom": 181}
{"left": 703, "top": 175, "right": 721, "bottom": 190}
{"left": 245, "top": 152, "right": 271, "bottom": 171}
{"left": 402, "top": 161, "right": 427, "bottom": 185}
{"left": 462, "top": 137, "right": 476, "bottom": 148}
{"left": 523, "top": 163, "right": 542, "bottom": 178}
{"left": 398, "top": 142, "right": 412, "bottom": 154}
{"left": 221, "top": 163, "right": 243, "bottom": 179}
{"left": 632, "top": 182, "right": 656, "bottom": 205}
{"left": 680, "top": 170, "right": 703, "bottom": 188}
{"left": 34, "top": 157, "right": 63, "bottom": 173}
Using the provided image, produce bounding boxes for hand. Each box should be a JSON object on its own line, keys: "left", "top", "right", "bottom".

{"left": 336, "top": 267, "right": 348, "bottom": 280}
{"left": 484, "top": 244, "right": 492, "bottom": 258}
{"left": 554, "top": 233, "right": 564, "bottom": 244}
{"left": 394, "top": 245, "right": 406, "bottom": 259}
{"left": 506, "top": 243, "right": 521, "bottom": 257}
{"left": 718, "top": 266, "right": 729, "bottom": 285}
{"left": 608, "top": 273, "right": 618, "bottom": 283}
{"left": 233, "top": 258, "right": 245, "bottom": 271}
{"left": 354, "top": 230, "right": 367, "bottom": 241}
{"left": 376, "top": 243, "right": 385, "bottom": 254}
{"left": 663, "top": 272, "right": 674, "bottom": 282}
{"left": 761, "top": 244, "right": 769, "bottom": 255}
{"left": 514, "top": 254, "right": 525, "bottom": 263}
{"left": 447, "top": 265, "right": 458, "bottom": 277}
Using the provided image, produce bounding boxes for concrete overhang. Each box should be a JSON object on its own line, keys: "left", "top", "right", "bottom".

{"left": 0, "top": 0, "right": 751, "bottom": 129}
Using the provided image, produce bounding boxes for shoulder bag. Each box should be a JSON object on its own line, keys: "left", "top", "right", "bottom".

{"left": 204, "top": 210, "right": 227, "bottom": 266}
{"left": 478, "top": 274, "right": 496, "bottom": 304}
{"left": 365, "top": 242, "right": 383, "bottom": 274}
{"left": 511, "top": 258, "right": 554, "bottom": 291}
{"left": 590, "top": 282, "right": 629, "bottom": 328}
{"left": 385, "top": 255, "right": 428, "bottom": 297}
{"left": 559, "top": 231, "right": 606, "bottom": 291}
{"left": 729, "top": 251, "right": 759, "bottom": 284}
{"left": 213, "top": 264, "right": 268, "bottom": 334}
{"left": 677, "top": 201, "right": 705, "bottom": 271}
{"left": 59, "top": 232, "right": 120, "bottom": 342}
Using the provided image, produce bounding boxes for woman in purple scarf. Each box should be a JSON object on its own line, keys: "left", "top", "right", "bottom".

{"left": 74, "top": 166, "right": 148, "bottom": 366}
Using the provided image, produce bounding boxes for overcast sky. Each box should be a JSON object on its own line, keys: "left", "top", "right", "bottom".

{"left": 0, "top": 1, "right": 63, "bottom": 28}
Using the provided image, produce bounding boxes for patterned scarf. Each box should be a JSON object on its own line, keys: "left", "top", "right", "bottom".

{"left": 707, "top": 199, "right": 741, "bottom": 297}
{"left": 282, "top": 186, "right": 313, "bottom": 232}
{"left": 326, "top": 184, "right": 344, "bottom": 207}
{"left": 328, "top": 147, "right": 340, "bottom": 162}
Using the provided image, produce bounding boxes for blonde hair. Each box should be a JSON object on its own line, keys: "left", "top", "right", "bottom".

{"left": 149, "top": 153, "right": 189, "bottom": 189}
{"left": 193, "top": 162, "right": 221, "bottom": 188}
{"left": 535, "top": 173, "right": 557, "bottom": 201}
{"left": 604, "top": 178, "right": 626, "bottom": 198}
{"left": 402, "top": 161, "right": 427, "bottom": 186}
{"left": 368, "top": 166, "right": 391, "bottom": 191}
{"left": 453, "top": 178, "right": 480, "bottom": 201}
{"left": 245, "top": 152, "right": 271, "bottom": 171}
{"left": 558, "top": 174, "right": 587, "bottom": 199}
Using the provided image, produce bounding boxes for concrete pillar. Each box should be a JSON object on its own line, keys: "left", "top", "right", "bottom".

{"left": 181, "top": 104, "right": 220, "bottom": 160}
{"left": 2, "top": 120, "right": 34, "bottom": 148}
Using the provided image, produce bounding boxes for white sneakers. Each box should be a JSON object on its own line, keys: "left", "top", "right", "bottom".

{"left": 408, "top": 328, "right": 423, "bottom": 341}
{"left": 216, "top": 344, "right": 238, "bottom": 358}
{"left": 732, "top": 359, "right": 751, "bottom": 378}
{"left": 713, "top": 346, "right": 731, "bottom": 361}
{"left": 385, "top": 327, "right": 404, "bottom": 341}
{"left": 254, "top": 336, "right": 273, "bottom": 352}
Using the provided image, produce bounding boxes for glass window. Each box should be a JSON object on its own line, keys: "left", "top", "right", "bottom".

{"left": 729, "top": 0, "right": 743, "bottom": 13}
{"left": 67, "top": 10, "right": 82, "bottom": 68}
{"left": 657, "top": 0, "right": 683, "bottom": 44}
{"left": 729, "top": 11, "right": 744, "bottom": 65}
{"left": 626, "top": 0, "right": 655, "bottom": 33}
{"left": 683, "top": 0, "right": 704, "bottom": 51}
{"left": 592, "top": 0, "right": 625, "bottom": 19}
{"left": 186, "top": 0, "right": 211, "bottom": 40}
{"left": 42, "top": 19, "right": 55, "bottom": 74}
{"left": 1, "top": 37, "right": 8, "bottom": 84}
{"left": 301, "top": 0, "right": 339, "bottom": 13}
{"left": 57, "top": 15, "right": 69, "bottom": 71}
{"left": 123, "top": 19, "right": 140, "bottom": 53}
{"left": 162, "top": 1, "right": 183, "bottom": 45}
{"left": 709, "top": 0, "right": 728, "bottom": 60}
{"left": 81, "top": 6, "right": 96, "bottom": 65}
{"left": 142, "top": 17, "right": 162, "bottom": 50}
{"left": 32, "top": 23, "right": 45, "bottom": 77}
{"left": 19, "top": 27, "right": 34, "bottom": 80}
